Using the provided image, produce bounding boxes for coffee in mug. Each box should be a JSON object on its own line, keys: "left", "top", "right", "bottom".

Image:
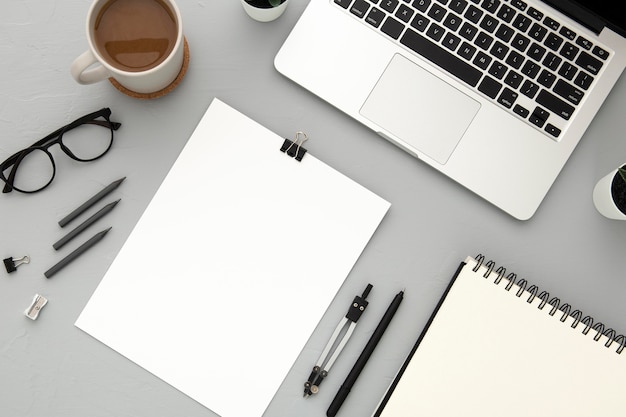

{"left": 94, "top": 0, "right": 177, "bottom": 72}
{"left": 71, "top": 0, "right": 185, "bottom": 95}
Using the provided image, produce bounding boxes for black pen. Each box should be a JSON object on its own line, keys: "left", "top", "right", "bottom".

{"left": 326, "top": 290, "right": 404, "bottom": 417}
{"left": 59, "top": 177, "right": 125, "bottom": 227}
{"left": 44, "top": 227, "right": 111, "bottom": 278}
{"left": 53, "top": 199, "right": 120, "bottom": 250}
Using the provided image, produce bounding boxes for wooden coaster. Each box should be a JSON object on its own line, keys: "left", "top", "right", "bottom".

{"left": 108, "top": 37, "right": 190, "bottom": 100}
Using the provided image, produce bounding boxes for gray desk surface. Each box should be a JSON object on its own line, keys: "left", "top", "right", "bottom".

{"left": 2, "top": 1, "right": 625, "bottom": 416}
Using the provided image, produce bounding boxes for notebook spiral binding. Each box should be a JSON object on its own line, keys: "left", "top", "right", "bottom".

{"left": 473, "top": 254, "right": 625, "bottom": 355}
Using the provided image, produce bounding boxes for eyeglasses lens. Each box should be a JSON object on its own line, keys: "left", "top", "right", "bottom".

{"left": 5, "top": 149, "right": 54, "bottom": 193}
{"left": 61, "top": 122, "right": 113, "bottom": 161}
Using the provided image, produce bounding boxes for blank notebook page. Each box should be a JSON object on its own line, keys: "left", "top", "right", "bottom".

{"left": 375, "top": 255, "right": 626, "bottom": 417}
{"left": 75, "top": 98, "right": 390, "bottom": 417}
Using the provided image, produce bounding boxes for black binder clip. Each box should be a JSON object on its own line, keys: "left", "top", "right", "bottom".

{"left": 4, "top": 255, "right": 30, "bottom": 273}
{"left": 280, "top": 131, "right": 308, "bottom": 161}
{"left": 303, "top": 283, "right": 373, "bottom": 397}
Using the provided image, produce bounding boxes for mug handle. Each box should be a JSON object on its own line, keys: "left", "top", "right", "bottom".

{"left": 70, "top": 50, "right": 110, "bottom": 84}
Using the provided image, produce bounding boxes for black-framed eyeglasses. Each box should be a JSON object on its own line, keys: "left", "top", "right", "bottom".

{"left": 0, "top": 108, "right": 121, "bottom": 194}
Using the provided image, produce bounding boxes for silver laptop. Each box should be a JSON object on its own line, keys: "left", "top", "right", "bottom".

{"left": 275, "top": 0, "right": 626, "bottom": 220}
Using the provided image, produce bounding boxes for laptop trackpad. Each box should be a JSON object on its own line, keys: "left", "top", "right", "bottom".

{"left": 360, "top": 54, "right": 480, "bottom": 164}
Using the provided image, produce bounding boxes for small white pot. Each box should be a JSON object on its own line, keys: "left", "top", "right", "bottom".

{"left": 241, "top": 0, "right": 289, "bottom": 22}
{"left": 593, "top": 165, "right": 626, "bottom": 220}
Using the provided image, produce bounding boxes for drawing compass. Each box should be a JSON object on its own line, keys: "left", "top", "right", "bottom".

{"left": 303, "top": 283, "right": 373, "bottom": 397}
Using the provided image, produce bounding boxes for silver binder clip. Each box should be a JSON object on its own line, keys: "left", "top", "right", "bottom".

{"left": 4, "top": 255, "right": 30, "bottom": 273}
{"left": 24, "top": 294, "right": 48, "bottom": 320}
{"left": 280, "top": 131, "right": 309, "bottom": 161}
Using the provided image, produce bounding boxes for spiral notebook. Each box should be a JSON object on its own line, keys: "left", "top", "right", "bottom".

{"left": 373, "top": 255, "right": 626, "bottom": 417}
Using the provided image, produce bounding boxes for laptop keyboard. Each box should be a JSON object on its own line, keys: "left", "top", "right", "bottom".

{"left": 333, "top": 0, "right": 611, "bottom": 139}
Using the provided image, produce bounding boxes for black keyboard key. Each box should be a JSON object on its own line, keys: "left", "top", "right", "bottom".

{"left": 497, "top": 5, "right": 516, "bottom": 23}
{"left": 490, "top": 41, "right": 509, "bottom": 59}
{"left": 335, "top": 0, "right": 352, "bottom": 9}
{"left": 527, "top": 42, "right": 546, "bottom": 61}
{"left": 536, "top": 89, "right": 574, "bottom": 119}
{"left": 473, "top": 51, "right": 492, "bottom": 69}
{"left": 542, "top": 52, "right": 561, "bottom": 71}
{"left": 459, "top": 41, "right": 477, "bottom": 60}
{"left": 479, "top": 14, "right": 498, "bottom": 33}
{"left": 543, "top": 16, "right": 559, "bottom": 31}
{"left": 511, "top": 33, "right": 530, "bottom": 52}
{"left": 495, "top": 23, "right": 514, "bottom": 42}
{"left": 576, "top": 51, "right": 603, "bottom": 75}
{"left": 449, "top": 0, "right": 468, "bottom": 13}
{"left": 558, "top": 62, "right": 577, "bottom": 80}
{"left": 592, "top": 45, "right": 609, "bottom": 60}
{"left": 426, "top": 22, "right": 446, "bottom": 41}
{"left": 527, "top": 6, "right": 543, "bottom": 21}
{"left": 465, "top": 4, "right": 483, "bottom": 23}
{"left": 475, "top": 31, "right": 493, "bottom": 49}
{"left": 553, "top": 79, "right": 583, "bottom": 105}
{"left": 528, "top": 23, "right": 547, "bottom": 42}
{"left": 521, "top": 60, "right": 540, "bottom": 78}
{"left": 537, "top": 69, "right": 556, "bottom": 88}
{"left": 481, "top": 0, "right": 500, "bottom": 14}
{"left": 504, "top": 70, "right": 523, "bottom": 88}
{"left": 530, "top": 107, "right": 548, "bottom": 127}
{"left": 396, "top": 4, "right": 415, "bottom": 22}
{"left": 560, "top": 42, "right": 579, "bottom": 60}
{"left": 459, "top": 22, "right": 479, "bottom": 40}
{"left": 510, "top": 0, "right": 527, "bottom": 11}
{"left": 488, "top": 61, "right": 507, "bottom": 79}
{"left": 443, "top": 32, "right": 462, "bottom": 50}
{"left": 400, "top": 29, "right": 483, "bottom": 86}
{"left": 512, "top": 14, "right": 531, "bottom": 32}
{"left": 576, "top": 36, "right": 592, "bottom": 50}
{"left": 428, "top": 3, "right": 447, "bottom": 21}
{"left": 544, "top": 33, "right": 563, "bottom": 51}
{"left": 513, "top": 104, "right": 530, "bottom": 118}
{"left": 505, "top": 50, "right": 524, "bottom": 69}
{"left": 574, "top": 71, "right": 594, "bottom": 90}
{"left": 478, "top": 75, "right": 502, "bottom": 98}
{"left": 559, "top": 26, "right": 576, "bottom": 41}
{"left": 520, "top": 79, "right": 539, "bottom": 98}
{"left": 380, "top": 0, "right": 399, "bottom": 13}
{"left": 498, "top": 87, "right": 518, "bottom": 108}
{"left": 366, "top": 7, "right": 387, "bottom": 27}
{"left": 381, "top": 16, "right": 406, "bottom": 39}
{"left": 350, "top": 0, "right": 370, "bottom": 18}
{"left": 411, "top": 13, "right": 430, "bottom": 31}
{"left": 413, "top": 0, "right": 431, "bottom": 12}
{"left": 545, "top": 123, "right": 561, "bottom": 137}
{"left": 443, "top": 12, "right": 463, "bottom": 30}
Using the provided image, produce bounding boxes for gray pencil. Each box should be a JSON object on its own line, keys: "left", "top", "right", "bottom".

{"left": 45, "top": 227, "right": 111, "bottom": 278}
{"left": 59, "top": 177, "right": 125, "bottom": 227}
{"left": 53, "top": 199, "right": 120, "bottom": 250}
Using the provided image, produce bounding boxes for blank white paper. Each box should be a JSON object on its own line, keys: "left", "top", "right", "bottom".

{"left": 75, "top": 98, "right": 390, "bottom": 417}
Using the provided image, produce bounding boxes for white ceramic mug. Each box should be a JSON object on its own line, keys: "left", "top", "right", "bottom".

{"left": 71, "top": 0, "right": 184, "bottom": 94}
{"left": 592, "top": 165, "right": 626, "bottom": 220}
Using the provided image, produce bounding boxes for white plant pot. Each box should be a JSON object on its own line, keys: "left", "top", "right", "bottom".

{"left": 593, "top": 165, "right": 626, "bottom": 220}
{"left": 241, "top": 0, "right": 288, "bottom": 22}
